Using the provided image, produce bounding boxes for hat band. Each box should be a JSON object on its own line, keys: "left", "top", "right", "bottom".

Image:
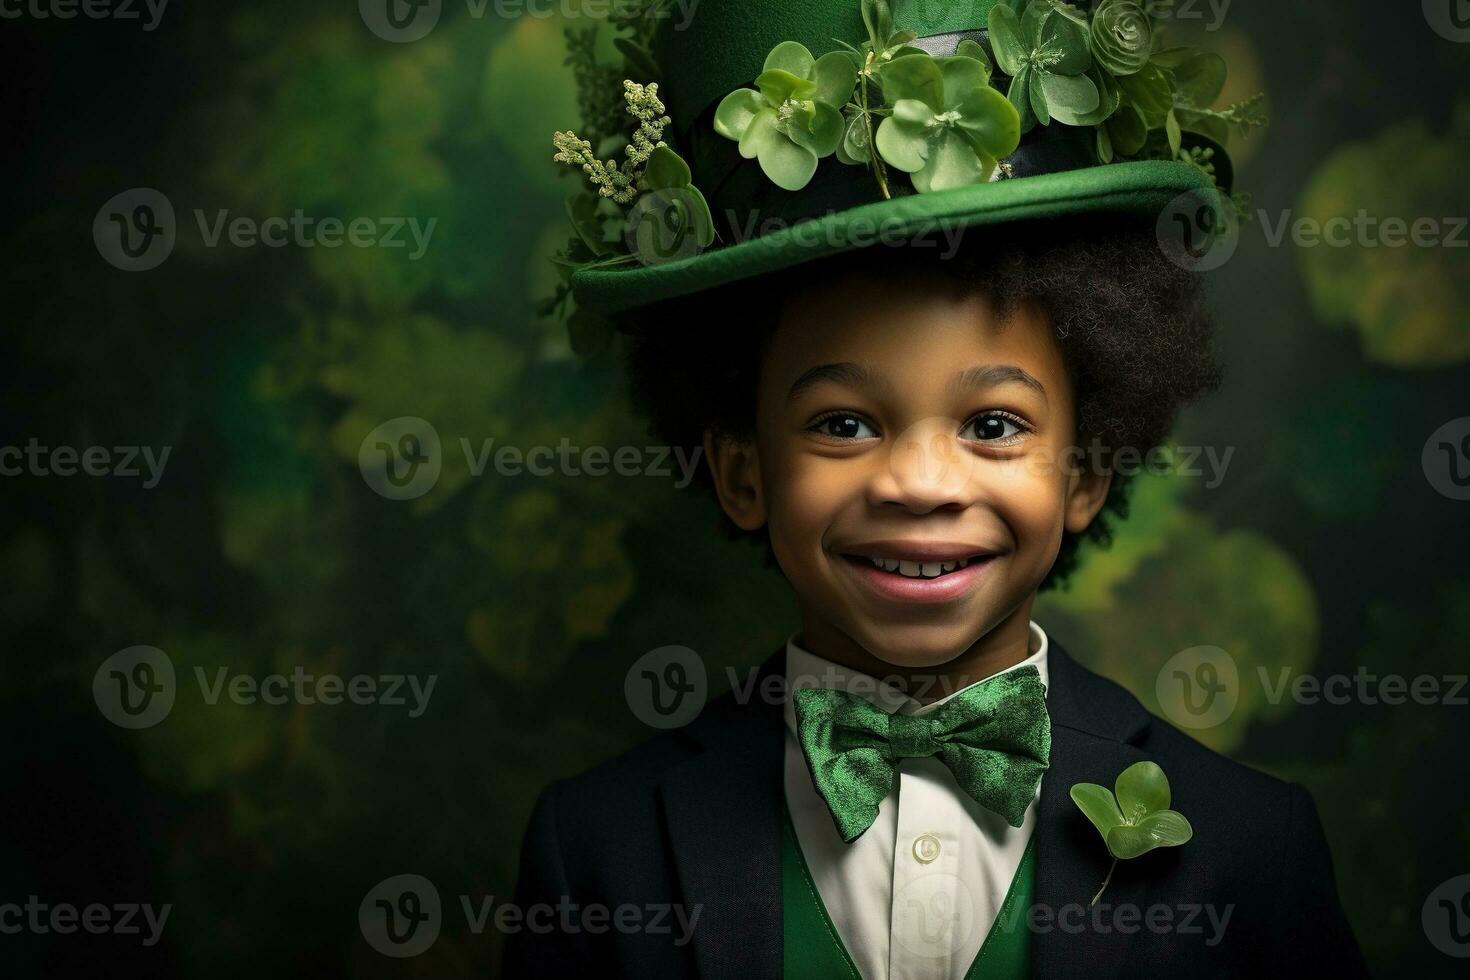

{"left": 908, "top": 29, "right": 990, "bottom": 57}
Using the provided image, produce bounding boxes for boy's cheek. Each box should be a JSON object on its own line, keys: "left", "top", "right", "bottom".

{"left": 764, "top": 458, "right": 863, "bottom": 538}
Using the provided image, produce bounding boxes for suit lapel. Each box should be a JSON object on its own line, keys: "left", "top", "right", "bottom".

{"left": 660, "top": 647, "right": 786, "bottom": 980}
{"left": 1031, "top": 640, "right": 1154, "bottom": 980}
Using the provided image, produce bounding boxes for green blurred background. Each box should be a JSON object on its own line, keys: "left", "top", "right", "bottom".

{"left": 1, "top": 0, "right": 1468, "bottom": 976}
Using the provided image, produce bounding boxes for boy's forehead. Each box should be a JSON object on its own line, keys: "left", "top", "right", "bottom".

{"left": 765, "top": 277, "right": 1062, "bottom": 388}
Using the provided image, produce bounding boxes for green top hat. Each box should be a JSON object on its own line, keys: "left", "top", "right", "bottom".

{"left": 549, "top": 0, "right": 1264, "bottom": 318}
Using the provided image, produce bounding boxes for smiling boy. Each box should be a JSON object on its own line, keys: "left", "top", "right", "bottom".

{"left": 710, "top": 260, "right": 1111, "bottom": 685}
{"left": 508, "top": 1, "right": 1367, "bottom": 977}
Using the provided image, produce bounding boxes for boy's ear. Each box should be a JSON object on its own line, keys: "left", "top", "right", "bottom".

{"left": 703, "top": 430, "right": 767, "bottom": 531}
{"left": 1062, "top": 446, "right": 1114, "bottom": 535}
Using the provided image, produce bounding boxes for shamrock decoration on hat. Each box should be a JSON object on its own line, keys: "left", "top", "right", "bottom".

{"left": 543, "top": 0, "right": 1267, "bottom": 322}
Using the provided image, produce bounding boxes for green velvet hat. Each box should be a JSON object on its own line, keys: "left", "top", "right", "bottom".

{"left": 549, "top": 0, "right": 1262, "bottom": 318}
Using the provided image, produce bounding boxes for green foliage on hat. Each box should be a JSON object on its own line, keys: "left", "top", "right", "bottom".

{"left": 543, "top": 0, "right": 720, "bottom": 283}
{"left": 713, "top": 42, "right": 857, "bottom": 191}
{"left": 702, "top": 0, "right": 1267, "bottom": 201}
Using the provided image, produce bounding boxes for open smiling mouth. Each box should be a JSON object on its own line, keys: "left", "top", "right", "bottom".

{"left": 836, "top": 551, "right": 998, "bottom": 603}
{"left": 845, "top": 555, "right": 989, "bottom": 579}
{"left": 834, "top": 551, "right": 999, "bottom": 604}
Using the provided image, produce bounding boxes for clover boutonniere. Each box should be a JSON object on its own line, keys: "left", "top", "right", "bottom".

{"left": 1070, "top": 760, "right": 1193, "bottom": 906}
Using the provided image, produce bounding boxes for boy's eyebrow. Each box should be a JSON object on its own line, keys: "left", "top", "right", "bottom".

{"left": 787, "top": 361, "right": 1048, "bottom": 402}
{"left": 787, "top": 362, "right": 889, "bottom": 401}
{"left": 948, "top": 364, "right": 1048, "bottom": 402}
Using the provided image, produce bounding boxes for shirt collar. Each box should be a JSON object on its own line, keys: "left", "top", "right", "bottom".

{"left": 782, "top": 622, "right": 1051, "bottom": 736}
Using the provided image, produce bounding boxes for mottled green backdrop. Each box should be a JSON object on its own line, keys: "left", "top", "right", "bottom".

{"left": 2, "top": 0, "right": 1468, "bottom": 976}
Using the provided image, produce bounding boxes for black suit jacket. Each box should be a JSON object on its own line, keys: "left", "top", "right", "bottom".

{"left": 503, "top": 639, "right": 1368, "bottom": 978}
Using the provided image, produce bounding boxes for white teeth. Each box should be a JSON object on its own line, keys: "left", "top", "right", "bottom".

{"left": 865, "top": 557, "right": 975, "bottom": 578}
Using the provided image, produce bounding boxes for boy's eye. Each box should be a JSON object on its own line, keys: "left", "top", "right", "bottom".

{"left": 962, "top": 412, "right": 1027, "bottom": 443}
{"left": 808, "top": 413, "right": 878, "bottom": 440}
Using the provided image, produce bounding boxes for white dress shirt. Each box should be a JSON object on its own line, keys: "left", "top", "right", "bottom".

{"left": 782, "top": 621, "right": 1052, "bottom": 980}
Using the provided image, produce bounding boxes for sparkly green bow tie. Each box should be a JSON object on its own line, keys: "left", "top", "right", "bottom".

{"left": 792, "top": 665, "right": 1051, "bottom": 843}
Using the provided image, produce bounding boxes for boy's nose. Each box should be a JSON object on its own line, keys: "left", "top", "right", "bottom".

{"left": 870, "top": 419, "right": 978, "bottom": 513}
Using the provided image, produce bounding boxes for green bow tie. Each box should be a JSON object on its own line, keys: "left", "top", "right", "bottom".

{"left": 792, "top": 665, "right": 1051, "bottom": 843}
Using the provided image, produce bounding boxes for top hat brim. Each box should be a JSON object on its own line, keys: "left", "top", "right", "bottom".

{"left": 572, "top": 159, "right": 1219, "bottom": 317}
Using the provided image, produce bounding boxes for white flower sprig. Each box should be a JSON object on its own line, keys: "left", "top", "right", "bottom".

{"left": 553, "top": 81, "right": 671, "bottom": 204}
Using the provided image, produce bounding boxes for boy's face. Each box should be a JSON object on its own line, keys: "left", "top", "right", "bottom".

{"left": 706, "top": 268, "right": 1111, "bottom": 670}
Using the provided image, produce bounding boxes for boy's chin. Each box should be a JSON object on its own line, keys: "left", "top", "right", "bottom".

{"left": 853, "top": 622, "right": 995, "bottom": 672}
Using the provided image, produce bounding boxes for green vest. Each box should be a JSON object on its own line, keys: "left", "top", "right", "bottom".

{"left": 782, "top": 803, "right": 1035, "bottom": 980}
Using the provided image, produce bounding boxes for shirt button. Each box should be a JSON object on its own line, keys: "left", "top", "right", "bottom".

{"left": 912, "top": 833, "right": 941, "bottom": 864}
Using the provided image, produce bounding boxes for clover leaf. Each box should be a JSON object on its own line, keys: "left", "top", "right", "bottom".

{"left": 989, "top": 0, "right": 1099, "bottom": 134}
{"left": 1070, "top": 760, "right": 1193, "bottom": 905}
{"left": 713, "top": 41, "right": 857, "bottom": 191}
{"left": 873, "top": 54, "right": 1021, "bottom": 192}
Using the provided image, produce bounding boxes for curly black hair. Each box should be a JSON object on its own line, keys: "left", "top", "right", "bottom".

{"left": 617, "top": 213, "right": 1221, "bottom": 589}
